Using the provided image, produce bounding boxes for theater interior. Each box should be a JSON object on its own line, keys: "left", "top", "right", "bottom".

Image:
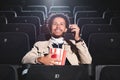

{"left": 0, "top": 0, "right": 120, "bottom": 80}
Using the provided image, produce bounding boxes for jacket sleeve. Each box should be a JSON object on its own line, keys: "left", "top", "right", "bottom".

{"left": 75, "top": 40, "right": 92, "bottom": 64}
{"left": 21, "top": 42, "right": 44, "bottom": 64}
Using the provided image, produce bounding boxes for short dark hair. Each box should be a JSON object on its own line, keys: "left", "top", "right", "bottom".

{"left": 47, "top": 13, "right": 70, "bottom": 30}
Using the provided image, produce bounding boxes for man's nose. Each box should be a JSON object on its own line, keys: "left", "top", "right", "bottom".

{"left": 56, "top": 24, "right": 61, "bottom": 27}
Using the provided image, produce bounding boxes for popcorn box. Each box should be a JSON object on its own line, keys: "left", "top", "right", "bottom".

{"left": 50, "top": 48, "right": 67, "bottom": 65}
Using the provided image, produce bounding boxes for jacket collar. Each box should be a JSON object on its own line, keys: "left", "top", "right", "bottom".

{"left": 47, "top": 38, "right": 69, "bottom": 48}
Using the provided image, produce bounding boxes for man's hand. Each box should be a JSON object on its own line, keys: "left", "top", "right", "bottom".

{"left": 37, "top": 54, "right": 61, "bottom": 65}
{"left": 69, "top": 24, "right": 81, "bottom": 41}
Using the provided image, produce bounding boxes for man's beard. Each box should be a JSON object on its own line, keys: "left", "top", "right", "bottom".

{"left": 51, "top": 32, "right": 65, "bottom": 38}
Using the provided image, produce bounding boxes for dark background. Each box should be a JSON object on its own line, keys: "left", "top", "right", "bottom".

{"left": 0, "top": 0, "right": 120, "bottom": 9}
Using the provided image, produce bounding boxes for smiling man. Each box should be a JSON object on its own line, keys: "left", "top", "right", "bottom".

{"left": 22, "top": 13, "right": 92, "bottom": 65}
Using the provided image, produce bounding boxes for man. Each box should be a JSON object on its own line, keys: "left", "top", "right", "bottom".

{"left": 22, "top": 13, "right": 92, "bottom": 65}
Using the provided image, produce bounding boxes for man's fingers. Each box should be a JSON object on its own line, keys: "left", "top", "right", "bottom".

{"left": 49, "top": 59, "right": 61, "bottom": 65}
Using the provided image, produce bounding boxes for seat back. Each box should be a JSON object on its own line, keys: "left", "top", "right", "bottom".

{"left": 8, "top": 16, "right": 40, "bottom": 35}
{"left": 19, "top": 11, "right": 45, "bottom": 25}
{"left": 0, "top": 64, "right": 18, "bottom": 80}
{"left": 88, "top": 33, "right": 120, "bottom": 65}
{"left": 96, "top": 65, "right": 120, "bottom": 80}
{"left": 74, "top": 11, "right": 103, "bottom": 24}
{"left": 0, "top": 23, "right": 36, "bottom": 48}
{"left": 81, "top": 24, "right": 119, "bottom": 45}
{"left": 77, "top": 17, "right": 108, "bottom": 29}
{"left": 0, "top": 32, "right": 30, "bottom": 64}
{"left": 22, "top": 5, "right": 48, "bottom": 18}
{"left": 23, "top": 64, "right": 91, "bottom": 80}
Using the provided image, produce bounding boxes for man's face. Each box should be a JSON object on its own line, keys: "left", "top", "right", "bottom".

{"left": 51, "top": 17, "right": 67, "bottom": 38}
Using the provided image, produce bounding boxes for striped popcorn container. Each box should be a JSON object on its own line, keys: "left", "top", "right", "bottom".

{"left": 50, "top": 48, "right": 67, "bottom": 65}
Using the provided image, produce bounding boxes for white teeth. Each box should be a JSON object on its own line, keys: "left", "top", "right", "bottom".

{"left": 55, "top": 29, "right": 61, "bottom": 32}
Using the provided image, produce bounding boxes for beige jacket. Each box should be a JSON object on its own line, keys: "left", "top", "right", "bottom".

{"left": 22, "top": 39, "right": 92, "bottom": 65}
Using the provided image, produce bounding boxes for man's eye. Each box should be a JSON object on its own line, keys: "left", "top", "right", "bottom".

{"left": 61, "top": 23, "right": 65, "bottom": 26}
{"left": 53, "top": 23, "right": 57, "bottom": 25}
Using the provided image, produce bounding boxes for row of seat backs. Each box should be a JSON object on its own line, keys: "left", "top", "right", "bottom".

{"left": 0, "top": 64, "right": 91, "bottom": 80}
{"left": 1, "top": 5, "right": 120, "bottom": 24}
{"left": 0, "top": 13, "right": 119, "bottom": 29}
{"left": 1, "top": 15, "right": 120, "bottom": 36}
{"left": 81, "top": 24, "right": 120, "bottom": 45}
{"left": 0, "top": 23, "right": 37, "bottom": 48}
{"left": 0, "top": 10, "right": 45, "bottom": 25}
{"left": 1, "top": 64, "right": 120, "bottom": 80}
{"left": 0, "top": 32, "right": 120, "bottom": 65}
